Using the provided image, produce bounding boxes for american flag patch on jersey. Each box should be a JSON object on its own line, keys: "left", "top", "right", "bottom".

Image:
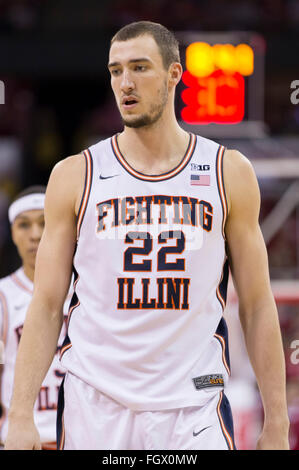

{"left": 190, "top": 174, "right": 210, "bottom": 186}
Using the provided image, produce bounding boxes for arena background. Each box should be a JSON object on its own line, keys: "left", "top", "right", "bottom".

{"left": 0, "top": 0, "right": 298, "bottom": 450}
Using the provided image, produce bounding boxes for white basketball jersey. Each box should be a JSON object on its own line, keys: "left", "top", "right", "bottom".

{"left": 0, "top": 267, "right": 70, "bottom": 444}
{"left": 60, "top": 133, "right": 231, "bottom": 411}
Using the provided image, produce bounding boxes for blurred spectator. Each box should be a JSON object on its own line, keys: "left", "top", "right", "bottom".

{"left": 224, "top": 288, "right": 262, "bottom": 450}
{"left": 286, "top": 0, "right": 299, "bottom": 29}
{"left": 0, "top": 78, "right": 34, "bottom": 140}
{"left": 31, "top": 107, "right": 63, "bottom": 171}
{"left": 0, "top": 0, "right": 41, "bottom": 32}
{"left": 0, "top": 0, "right": 296, "bottom": 34}
{"left": 287, "top": 378, "right": 299, "bottom": 450}
{"left": 282, "top": 307, "right": 299, "bottom": 450}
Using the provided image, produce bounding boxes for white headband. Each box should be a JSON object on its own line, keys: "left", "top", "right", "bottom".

{"left": 8, "top": 193, "right": 45, "bottom": 224}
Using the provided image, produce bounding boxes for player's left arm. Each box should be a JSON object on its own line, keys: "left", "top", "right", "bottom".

{"left": 224, "top": 149, "right": 290, "bottom": 450}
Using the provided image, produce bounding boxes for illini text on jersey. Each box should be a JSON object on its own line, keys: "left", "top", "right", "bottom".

{"left": 96, "top": 195, "right": 213, "bottom": 311}
{"left": 96, "top": 195, "right": 213, "bottom": 238}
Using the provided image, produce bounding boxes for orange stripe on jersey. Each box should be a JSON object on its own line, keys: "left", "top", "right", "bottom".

{"left": 216, "top": 289, "right": 225, "bottom": 310}
{"left": 0, "top": 290, "right": 9, "bottom": 345}
{"left": 76, "top": 149, "right": 93, "bottom": 239}
{"left": 66, "top": 299, "right": 80, "bottom": 326}
{"left": 216, "top": 258, "right": 227, "bottom": 311}
{"left": 217, "top": 391, "right": 235, "bottom": 450}
{"left": 58, "top": 414, "right": 65, "bottom": 450}
{"left": 214, "top": 333, "right": 230, "bottom": 376}
{"left": 111, "top": 133, "right": 197, "bottom": 182}
{"left": 10, "top": 273, "right": 33, "bottom": 295}
{"left": 216, "top": 145, "right": 228, "bottom": 240}
{"left": 41, "top": 441, "right": 57, "bottom": 450}
{"left": 60, "top": 271, "right": 80, "bottom": 359}
{"left": 60, "top": 342, "right": 72, "bottom": 357}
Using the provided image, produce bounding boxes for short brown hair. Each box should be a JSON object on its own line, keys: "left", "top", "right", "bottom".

{"left": 111, "top": 21, "right": 180, "bottom": 70}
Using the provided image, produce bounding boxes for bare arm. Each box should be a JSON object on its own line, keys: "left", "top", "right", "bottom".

{"left": 4, "top": 154, "right": 85, "bottom": 450}
{"left": 224, "top": 150, "right": 289, "bottom": 450}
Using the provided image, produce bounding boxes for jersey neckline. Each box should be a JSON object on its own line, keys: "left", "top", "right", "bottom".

{"left": 10, "top": 267, "right": 33, "bottom": 294}
{"left": 110, "top": 132, "right": 197, "bottom": 182}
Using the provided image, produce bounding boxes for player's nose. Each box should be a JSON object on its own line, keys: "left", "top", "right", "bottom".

{"left": 120, "top": 69, "right": 135, "bottom": 93}
{"left": 30, "top": 223, "right": 43, "bottom": 241}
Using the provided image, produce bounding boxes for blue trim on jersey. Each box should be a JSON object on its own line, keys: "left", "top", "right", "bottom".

{"left": 219, "top": 258, "right": 229, "bottom": 305}
{"left": 215, "top": 316, "right": 231, "bottom": 373}
{"left": 56, "top": 376, "right": 65, "bottom": 450}
{"left": 60, "top": 266, "right": 79, "bottom": 358}
{"left": 76, "top": 148, "right": 93, "bottom": 239}
{"left": 67, "top": 266, "right": 79, "bottom": 322}
{"left": 76, "top": 152, "right": 88, "bottom": 225}
{"left": 218, "top": 392, "right": 237, "bottom": 450}
{"left": 215, "top": 144, "right": 228, "bottom": 241}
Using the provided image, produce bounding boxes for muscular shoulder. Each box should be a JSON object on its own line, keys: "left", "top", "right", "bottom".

{"left": 47, "top": 153, "right": 86, "bottom": 217}
{"left": 50, "top": 153, "right": 85, "bottom": 184}
{"left": 223, "top": 148, "right": 260, "bottom": 217}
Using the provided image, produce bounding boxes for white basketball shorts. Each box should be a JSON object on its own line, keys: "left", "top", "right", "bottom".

{"left": 57, "top": 372, "right": 236, "bottom": 450}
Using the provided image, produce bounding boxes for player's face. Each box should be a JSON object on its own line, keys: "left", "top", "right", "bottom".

{"left": 11, "top": 209, "right": 45, "bottom": 269}
{"left": 108, "top": 35, "right": 170, "bottom": 128}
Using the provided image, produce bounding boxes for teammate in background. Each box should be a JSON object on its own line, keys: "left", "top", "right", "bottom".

{"left": 5, "top": 22, "right": 289, "bottom": 450}
{"left": 0, "top": 186, "right": 69, "bottom": 450}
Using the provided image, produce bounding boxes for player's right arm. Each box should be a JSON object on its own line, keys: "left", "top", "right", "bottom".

{"left": 4, "top": 154, "right": 85, "bottom": 450}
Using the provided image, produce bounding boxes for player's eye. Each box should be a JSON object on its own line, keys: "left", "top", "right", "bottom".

{"left": 135, "top": 65, "right": 146, "bottom": 72}
{"left": 18, "top": 222, "right": 30, "bottom": 229}
{"left": 110, "top": 68, "right": 121, "bottom": 76}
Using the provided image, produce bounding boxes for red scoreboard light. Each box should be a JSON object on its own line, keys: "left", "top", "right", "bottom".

{"left": 181, "top": 68, "right": 245, "bottom": 124}
{"left": 177, "top": 32, "right": 266, "bottom": 137}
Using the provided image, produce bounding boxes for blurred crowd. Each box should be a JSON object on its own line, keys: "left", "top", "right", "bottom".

{"left": 0, "top": 0, "right": 299, "bottom": 33}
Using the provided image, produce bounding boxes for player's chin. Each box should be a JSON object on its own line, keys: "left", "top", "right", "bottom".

{"left": 122, "top": 114, "right": 152, "bottom": 129}
{"left": 28, "top": 248, "right": 38, "bottom": 256}
{"left": 26, "top": 250, "right": 37, "bottom": 263}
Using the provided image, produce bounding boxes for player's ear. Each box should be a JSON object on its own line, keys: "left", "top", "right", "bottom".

{"left": 168, "top": 62, "right": 183, "bottom": 89}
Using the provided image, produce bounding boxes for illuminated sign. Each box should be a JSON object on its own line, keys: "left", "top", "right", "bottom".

{"left": 181, "top": 42, "right": 254, "bottom": 125}
{"left": 185, "top": 42, "right": 254, "bottom": 77}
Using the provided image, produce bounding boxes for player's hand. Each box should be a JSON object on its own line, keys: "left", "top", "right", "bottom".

{"left": 256, "top": 422, "right": 290, "bottom": 450}
{"left": 4, "top": 416, "right": 41, "bottom": 450}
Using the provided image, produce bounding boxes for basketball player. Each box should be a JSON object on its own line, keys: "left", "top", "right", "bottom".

{"left": 0, "top": 186, "right": 69, "bottom": 450}
{"left": 4, "top": 22, "right": 289, "bottom": 450}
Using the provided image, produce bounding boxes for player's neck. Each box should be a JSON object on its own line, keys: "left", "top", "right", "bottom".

{"left": 118, "top": 117, "right": 189, "bottom": 175}
{"left": 23, "top": 264, "right": 35, "bottom": 283}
